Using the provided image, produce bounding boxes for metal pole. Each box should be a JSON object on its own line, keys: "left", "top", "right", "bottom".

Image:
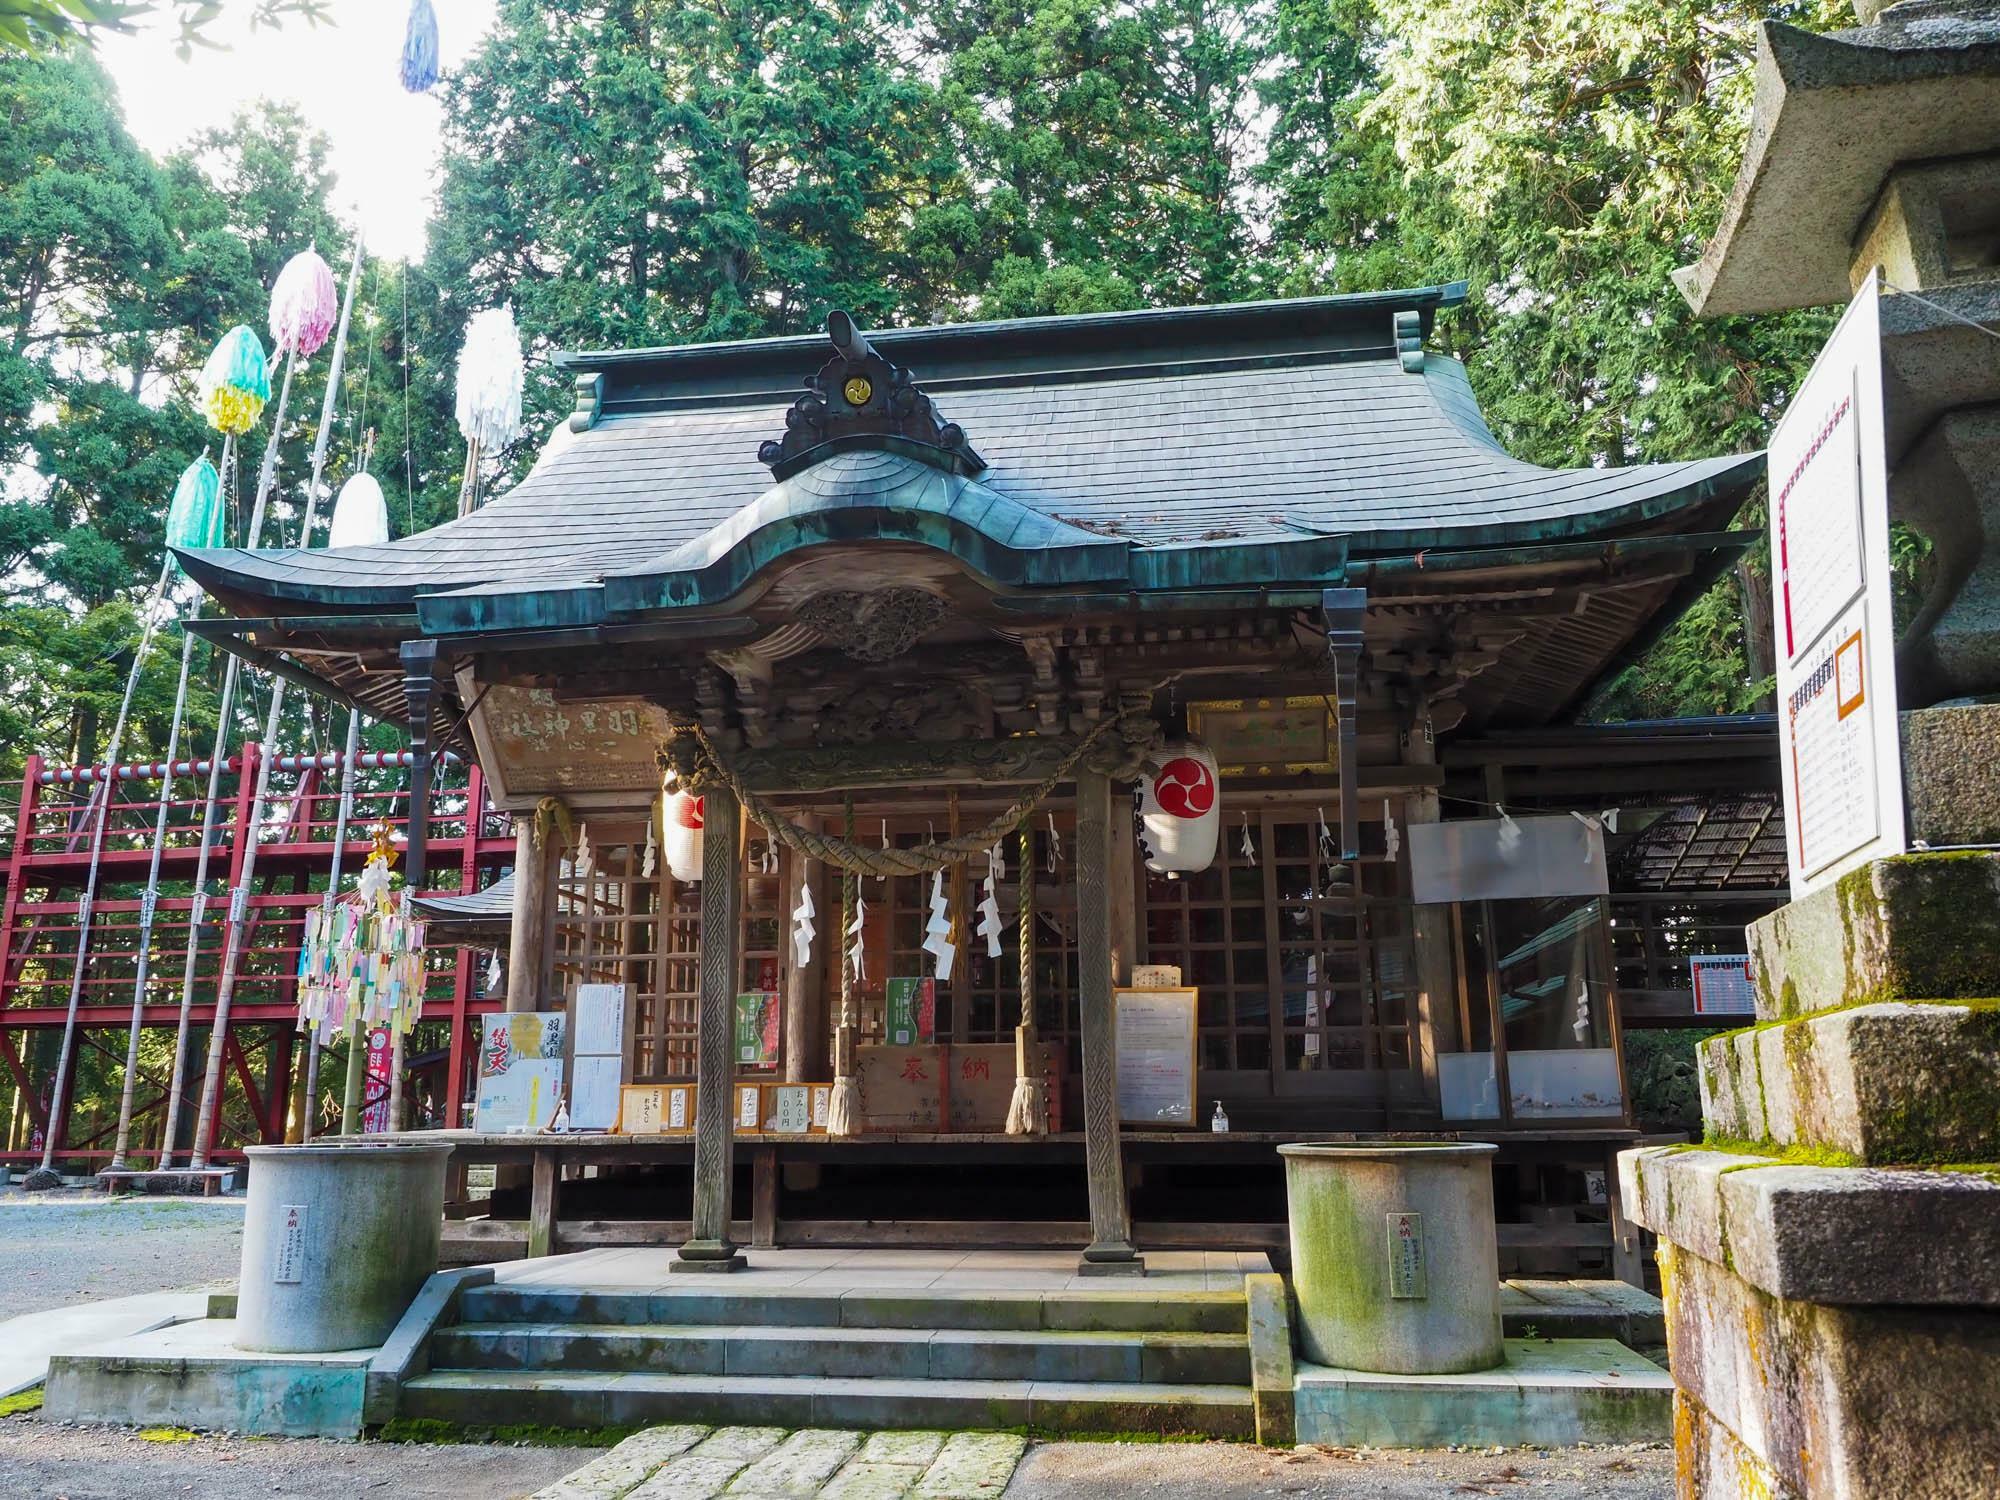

{"left": 189, "top": 235, "right": 365, "bottom": 1169}
{"left": 106, "top": 631, "right": 198, "bottom": 1171}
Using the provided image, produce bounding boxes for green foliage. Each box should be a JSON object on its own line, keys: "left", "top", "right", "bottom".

{"left": 0, "top": 1, "right": 331, "bottom": 61}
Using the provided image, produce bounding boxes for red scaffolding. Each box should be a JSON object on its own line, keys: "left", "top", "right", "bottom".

{"left": 0, "top": 743, "right": 514, "bottom": 1166}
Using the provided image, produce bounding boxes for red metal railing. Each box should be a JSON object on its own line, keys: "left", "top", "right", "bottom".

{"left": 0, "top": 743, "right": 515, "bottom": 1164}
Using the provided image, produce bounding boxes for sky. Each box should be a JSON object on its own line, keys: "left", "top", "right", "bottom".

{"left": 98, "top": 0, "right": 500, "bottom": 263}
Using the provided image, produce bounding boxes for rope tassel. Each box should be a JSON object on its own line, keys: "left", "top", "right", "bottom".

{"left": 1005, "top": 820, "right": 1046, "bottom": 1136}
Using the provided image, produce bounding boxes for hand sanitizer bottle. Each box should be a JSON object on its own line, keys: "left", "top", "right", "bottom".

{"left": 1211, "top": 1100, "right": 1229, "bottom": 1134}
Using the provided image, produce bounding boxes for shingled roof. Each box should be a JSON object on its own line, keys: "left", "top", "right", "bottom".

{"left": 180, "top": 284, "right": 1762, "bottom": 639}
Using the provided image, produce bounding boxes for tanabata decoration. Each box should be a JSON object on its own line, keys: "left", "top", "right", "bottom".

{"left": 163, "top": 456, "right": 224, "bottom": 572}
{"left": 399, "top": 0, "right": 440, "bottom": 92}
{"left": 328, "top": 472, "right": 390, "bottom": 548}
{"left": 269, "top": 248, "right": 338, "bottom": 359}
{"left": 296, "top": 827, "right": 427, "bottom": 1046}
{"left": 1138, "top": 741, "right": 1220, "bottom": 876}
{"left": 199, "top": 325, "right": 272, "bottom": 435}
{"left": 455, "top": 304, "right": 525, "bottom": 451}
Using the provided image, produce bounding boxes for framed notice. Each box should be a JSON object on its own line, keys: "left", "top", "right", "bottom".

{"left": 1771, "top": 272, "right": 1903, "bottom": 896}
{"left": 886, "top": 977, "right": 936, "bottom": 1046}
{"left": 474, "top": 1012, "right": 565, "bottom": 1133}
{"left": 1691, "top": 955, "right": 1757, "bottom": 1016}
{"left": 1114, "top": 987, "right": 1198, "bottom": 1127}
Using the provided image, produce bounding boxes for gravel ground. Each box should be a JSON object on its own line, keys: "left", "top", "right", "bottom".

{"left": 0, "top": 1421, "right": 576, "bottom": 1500}
{"left": 0, "top": 1188, "right": 244, "bottom": 1315}
{"left": 0, "top": 1421, "right": 1673, "bottom": 1500}
{"left": 1002, "top": 1439, "right": 1675, "bottom": 1498}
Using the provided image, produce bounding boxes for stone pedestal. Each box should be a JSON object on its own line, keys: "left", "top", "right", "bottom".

{"left": 1623, "top": 851, "right": 2000, "bottom": 1499}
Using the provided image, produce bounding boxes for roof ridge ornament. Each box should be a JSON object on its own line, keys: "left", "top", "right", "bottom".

{"left": 758, "top": 311, "right": 986, "bottom": 480}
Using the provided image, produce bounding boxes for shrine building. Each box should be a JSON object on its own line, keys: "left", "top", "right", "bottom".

{"left": 180, "top": 284, "right": 1775, "bottom": 1273}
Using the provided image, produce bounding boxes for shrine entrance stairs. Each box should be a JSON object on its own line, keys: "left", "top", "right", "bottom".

{"left": 399, "top": 1247, "right": 1262, "bottom": 1437}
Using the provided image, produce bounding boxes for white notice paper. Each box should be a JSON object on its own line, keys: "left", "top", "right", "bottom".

{"left": 1115, "top": 988, "right": 1197, "bottom": 1126}
{"left": 569, "top": 1055, "right": 623, "bottom": 1131}
{"left": 274, "top": 1204, "right": 308, "bottom": 1285}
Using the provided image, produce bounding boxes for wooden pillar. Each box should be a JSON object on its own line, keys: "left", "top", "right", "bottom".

{"left": 677, "top": 784, "right": 745, "bottom": 1272}
{"left": 1075, "top": 765, "right": 1141, "bottom": 1274}
{"left": 1403, "top": 697, "right": 1455, "bottom": 1109}
{"left": 751, "top": 1145, "right": 779, "bottom": 1248}
{"left": 506, "top": 814, "right": 550, "bottom": 1013}
{"left": 781, "top": 820, "right": 826, "bottom": 1082}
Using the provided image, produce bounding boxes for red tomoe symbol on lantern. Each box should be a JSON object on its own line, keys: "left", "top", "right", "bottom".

{"left": 673, "top": 796, "right": 704, "bottom": 830}
{"left": 1153, "top": 757, "right": 1215, "bottom": 818}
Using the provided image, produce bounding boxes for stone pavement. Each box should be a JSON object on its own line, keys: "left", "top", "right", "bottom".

{"left": 0, "top": 1287, "right": 211, "bottom": 1398}
{"left": 533, "top": 1425, "right": 1027, "bottom": 1500}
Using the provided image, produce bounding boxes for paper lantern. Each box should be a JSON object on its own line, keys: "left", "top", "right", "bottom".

{"left": 1138, "top": 742, "right": 1220, "bottom": 875}
{"left": 455, "top": 304, "right": 525, "bottom": 451}
{"left": 163, "top": 456, "right": 224, "bottom": 570}
{"left": 664, "top": 790, "right": 705, "bottom": 883}
{"left": 269, "top": 248, "right": 338, "bottom": 358}
{"left": 328, "top": 473, "right": 390, "bottom": 548}
{"left": 198, "top": 325, "right": 271, "bottom": 434}
{"left": 399, "top": 0, "right": 440, "bottom": 92}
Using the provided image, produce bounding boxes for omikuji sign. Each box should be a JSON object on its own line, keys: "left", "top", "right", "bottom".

{"left": 1769, "top": 271, "right": 1904, "bottom": 897}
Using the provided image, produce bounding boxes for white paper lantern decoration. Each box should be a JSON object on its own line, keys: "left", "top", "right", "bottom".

{"left": 328, "top": 472, "right": 390, "bottom": 548}
{"left": 455, "top": 304, "right": 526, "bottom": 451}
{"left": 664, "top": 789, "right": 705, "bottom": 883}
{"left": 1138, "top": 741, "right": 1221, "bottom": 876}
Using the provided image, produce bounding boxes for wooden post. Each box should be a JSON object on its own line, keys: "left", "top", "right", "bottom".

{"left": 751, "top": 1145, "right": 779, "bottom": 1248}
{"left": 676, "top": 785, "right": 745, "bottom": 1272}
{"left": 1606, "top": 1139, "right": 1646, "bottom": 1288}
{"left": 781, "top": 819, "right": 826, "bottom": 1082}
{"left": 1074, "top": 765, "right": 1141, "bottom": 1274}
{"left": 527, "top": 1146, "right": 558, "bottom": 1258}
{"left": 1403, "top": 698, "right": 1454, "bottom": 1110}
{"left": 506, "top": 814, "right": 548, "bottom": 1012}
{"left": 390, "top": 639, "right": 443, "bottom": 1135}
{"left": 1109, "top": 795, "right": 1138, "bottom": 985}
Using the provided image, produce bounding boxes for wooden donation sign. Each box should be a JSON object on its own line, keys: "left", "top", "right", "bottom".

{"left": 475, "top": 1012, "right": 565, "bottom": 1132}
{"left": 616, "top": 1082, "right": 692, "bottom": 1134}
{"left": 1114, "top": 987, "right": 1198, "bottom": 1127}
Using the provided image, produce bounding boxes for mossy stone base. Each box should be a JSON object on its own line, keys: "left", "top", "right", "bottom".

{"left": 1656, "top": 1242, "right": 2000, "bottom": 1500}
{"left": 1699, "top": 1002, "right": 2000, "bottom": 1163}
{"left": 1748, "top": 852, "right": 2000, "bottom": 1019}
{"left": 1902, "top": 704, "right": 2000, "bottom": 848}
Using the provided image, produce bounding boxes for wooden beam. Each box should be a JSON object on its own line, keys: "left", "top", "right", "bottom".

{"left": 527, "top": 1147, "right": 558, "bottom": 1258}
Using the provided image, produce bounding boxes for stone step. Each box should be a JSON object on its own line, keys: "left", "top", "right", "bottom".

{"left": 429, "top": 1320, "right": 1251, "bottom": 1385}
{"left": 456, "top": 1283, "right": 1248, "bottom": 1335}
{"left": 400, "top": 1367, "right": 1257, "bottom": 1438}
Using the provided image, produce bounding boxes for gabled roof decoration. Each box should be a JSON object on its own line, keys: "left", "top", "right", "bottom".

{"left": 758, "top": 311, "right": 984, "bottom": 480}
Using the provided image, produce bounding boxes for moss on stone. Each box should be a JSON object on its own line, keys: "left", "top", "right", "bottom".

{"left": 0, "top": 1387, "right": 44, "bottom": 1417}
{"left": 1699, "top": 1133, "right": 1862, "bottom": 1170}
{"left": 373, "top": 1416, "right": 642, "bottom": 1448}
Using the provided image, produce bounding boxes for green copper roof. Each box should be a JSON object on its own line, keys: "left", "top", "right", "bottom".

{"left": 179, "top": 284, "right": 1763, "bottom": 635}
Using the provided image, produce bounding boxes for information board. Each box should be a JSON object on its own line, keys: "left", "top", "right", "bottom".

{"left": 474, "top": 1012, "right": 565, "bottom": 1132}
{"left": 567, "top": 983, "right": 627, "bottom": 1130}
{"left": 1691, "top": 955, "right": 1757, "bottom": 1016}
{"left": 1771, "top": 272, "right": 1903, "bottom": 897}
{"left": 1114, "top": 987, "right": 1198, "bottom": 1127}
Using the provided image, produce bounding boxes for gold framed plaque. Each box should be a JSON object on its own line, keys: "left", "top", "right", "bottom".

{"left": 1186, "top": 696, "right": 1338, "bottom": 776}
